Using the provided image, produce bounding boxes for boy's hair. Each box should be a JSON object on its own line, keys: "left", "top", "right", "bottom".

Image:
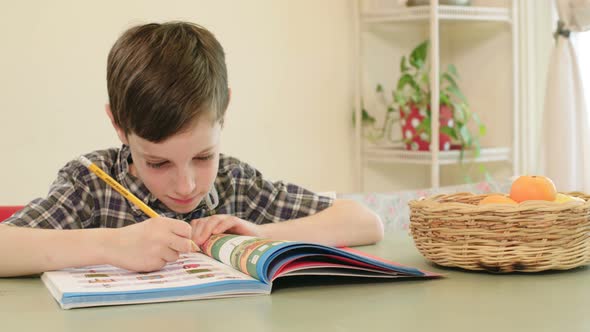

{"left": 107, "top": 21, "right": 229, "bottom": 142}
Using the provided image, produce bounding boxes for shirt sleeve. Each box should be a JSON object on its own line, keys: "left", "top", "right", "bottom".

{"left": 2, "top": 161, "right": 96, "bottom": 229}
{"left": 231, "top": 162, "right": 334, "bottom": 224}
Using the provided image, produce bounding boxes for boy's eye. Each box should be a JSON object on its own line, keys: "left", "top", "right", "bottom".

{"left": 145, "top": 154, "right": 214, "bottom": 168}
{"left": 146, "top": 161, "right": 167, "bottom": 169}
{"left": 196, "top": 154, "right": 215, "bottom": 161}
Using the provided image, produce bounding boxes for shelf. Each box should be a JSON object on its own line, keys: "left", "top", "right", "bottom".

{"left": 353, "top": 0, "right": 519, "bottom": 190}
{"left": 363, "top": 146, "right": 511, "bottom": 165}
{"left": 361, "top": 5, "right": 511, "bottom": 24}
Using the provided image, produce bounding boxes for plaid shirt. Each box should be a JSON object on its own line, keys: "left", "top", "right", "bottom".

{"left": 4, "top": 145, "right": 333, "bottom": 229}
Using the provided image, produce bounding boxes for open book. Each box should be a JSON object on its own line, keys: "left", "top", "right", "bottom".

{"left": 42, "top": 234, "right": 439, "bottom": 309}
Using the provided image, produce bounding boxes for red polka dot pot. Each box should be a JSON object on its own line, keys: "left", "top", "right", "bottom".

{"left": 399, "top": 104, "right": 460, "bottom": 151}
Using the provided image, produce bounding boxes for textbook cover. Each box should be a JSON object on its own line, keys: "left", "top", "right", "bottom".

{"left": 42, "top": 234, "right": 439, "bottom": 309}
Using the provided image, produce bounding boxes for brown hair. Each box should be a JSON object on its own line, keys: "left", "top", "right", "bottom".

{"left": 107, "top": 21, "right": 229, "bottom": 142}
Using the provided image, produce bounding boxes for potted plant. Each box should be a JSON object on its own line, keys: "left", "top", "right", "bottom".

{"left": 362, "top": 40, "right": 486, "bottom": 159}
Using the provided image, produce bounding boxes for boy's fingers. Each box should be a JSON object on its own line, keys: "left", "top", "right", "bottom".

{"left": 212, "top": 218, "right": 234, "bottom": 234}
{"left": 169, "top": 219, "right": 192, "bottom": 238}
{"left": 201, "top": 217, "right": 220, "bottom": 236}
{"left": 190, "top": 218, "right": 202, "bottom": 228}
{"left": 167, "top": 235, "right": 192, "bottom": 253}
{"left": 191, "top": 218, "right": 208, "bottom": 242}
{"left": 162, "top": 247, "right": 180, "bottom": 263}
{"left": 203, "top": 216, "right": 228, "bottom": 241}
{"left": 196, "top": 217, "right": 221, "bottom": 244}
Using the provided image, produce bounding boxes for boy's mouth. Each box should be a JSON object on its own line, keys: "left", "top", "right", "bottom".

{"left": 169, "top": 196, "right": 196, "bottom": 205}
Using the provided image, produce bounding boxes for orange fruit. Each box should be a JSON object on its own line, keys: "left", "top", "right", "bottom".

{"left": 479, "top": 194, "right": 518, "bottom": 205}
{"left": 509, "top": 175, "right": 557, "bottom": 203}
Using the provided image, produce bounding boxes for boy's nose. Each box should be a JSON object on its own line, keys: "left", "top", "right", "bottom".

{"left": 174, "top": 169, "right": 196, "bottom": 197}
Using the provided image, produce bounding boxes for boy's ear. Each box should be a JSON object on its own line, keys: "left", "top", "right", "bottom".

{"left": 105, "top": 104, "right": 129, "bottom": 145}
{"left": 220, "top": 87, "right": 231, "bottom": 129}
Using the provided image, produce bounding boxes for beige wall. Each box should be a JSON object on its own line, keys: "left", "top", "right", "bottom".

{"left": 0, "top": 0, "right": 356, "bottom": 204}
{"left": 0, "top": 1, "right": 553, "bottom": 205}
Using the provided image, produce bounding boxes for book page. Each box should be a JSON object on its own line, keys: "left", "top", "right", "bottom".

{"left": 43, "top": 252, "right": 255, "bottom": 294}
{"left": 200, "top": 234, "right": 291, "bottom": 280}
{"left": 198, "top": 234, "right": 437, "bottom": 282}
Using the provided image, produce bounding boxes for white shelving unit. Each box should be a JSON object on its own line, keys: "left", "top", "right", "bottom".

{"left": 362, "top": 5, "right": 511, "bottom": 23}
{"left": 364, "top": 146, "right": 511, "bottom": 165}
{"left": 353, "top": 0, "right": 519, "bottom": 191}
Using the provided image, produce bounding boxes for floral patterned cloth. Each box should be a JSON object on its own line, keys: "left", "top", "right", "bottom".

{"left": 338, "top": 179, "right": 512, "bottom": 233}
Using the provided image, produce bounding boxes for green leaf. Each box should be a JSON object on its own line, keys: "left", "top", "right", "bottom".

{"left": 447, "top": 85, "right": 468, "bottom": 104}
{"left": 459, "top": 125, "right": 472, "bottom": 146}
{"left": 471, "top": 112, "right": 481, "bottom": 124}
{"left": 362, "top": 108, "right": 376, "bottom": 124}
{"left": 447, "top": 64, "right": 459, "bottom": 78}
{"left": 452, "top": 102, "right": 465, "bottom": 123}
{"left": 470, "top": 113, "right": 486, "bottom": 136}
{"left": 479, "top": 124, "right": 487, "bottom": 136}
{"left": 410, "top": 40, "right": 428, "bottom": 69}
{"left": 440, "top": 93, "right": 450, "bottom": 106}
{"left": 440, "top": 126, "right": 457, "bottom": 139}
{"left": 473, "top": 140, "right": 481, "bottom": 158}
{"left": 423, "top": 102, "right": 431, "bottom": 116}
{"left": 393, "top": 90, "right": 406, "bottom": 105}
{"left": 420, "top": 72, "right": 429, "bottom": 85}
{"left": 460, "top": 102, "right": 471, "bottom": 122}
{"left": 416, "top": 117, "right": 431, "bottom": 135}
{"left": 441, "top": 72, "right": 458, "bottom": 89}
{"left": 376, "top": 84, "right": 383, "bottom": 92}
{"left": 400, "top": 56, "right": 409, "bottom": 72}
{"left": 397, "top": 73, "right": 415, "bottom": 91}
{"left": 414, "top": 59, "right": 424, "bottom": 70}
{"left": 352, "top": 108, "right": 375, "bottom": 126}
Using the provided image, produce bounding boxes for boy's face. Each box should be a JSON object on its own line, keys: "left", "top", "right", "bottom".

{"left": 125, "top": 118, "right": 221, "bottom": 214}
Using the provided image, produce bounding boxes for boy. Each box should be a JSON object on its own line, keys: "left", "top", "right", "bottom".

{"left": 0, "top": 21, "right": 383, "bottom": 277}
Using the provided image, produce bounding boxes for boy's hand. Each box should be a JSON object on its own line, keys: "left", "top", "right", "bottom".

{"left": 190, "top": 215, "right": 262, "bottom": 246}
{"left": 106, "top": 217, "right": 193, "bottom": 272}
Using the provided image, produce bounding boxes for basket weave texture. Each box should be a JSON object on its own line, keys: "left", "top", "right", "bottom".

{"left": 409, "top": 192, "right": 590, "bottom": 273}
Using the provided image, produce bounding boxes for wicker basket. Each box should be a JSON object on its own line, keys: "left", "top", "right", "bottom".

{"left": 409, "top": 192, "right": 590, "bottom": 273}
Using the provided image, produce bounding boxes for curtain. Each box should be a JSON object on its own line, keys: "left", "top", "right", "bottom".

{"left": 541, "top": 0, "right": 590, "bottom": 192}
{"left": 576, "top": 31, "right": 590, "bottom": 115}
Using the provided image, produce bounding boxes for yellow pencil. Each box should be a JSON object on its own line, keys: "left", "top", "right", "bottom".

{"left": 78, "top": 156, "right": 199, "bottom": 252}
